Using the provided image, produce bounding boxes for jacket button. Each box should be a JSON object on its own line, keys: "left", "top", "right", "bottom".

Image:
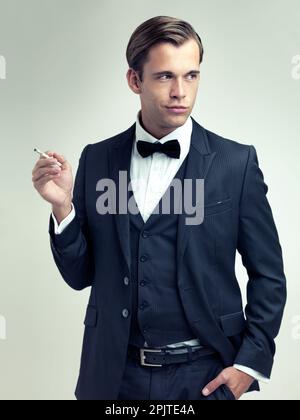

{"left": 123, "top": 276, "right": 130, "bottom": 286}
{"left": 139, "top": 301, "right": 148, "bottom": 310}
{"left": 142, "top": 230, "right": 150, "bottom": 238}
{"left": 140, "top": 255, "right": 148, "bottom": 262}
{"left": 122, "top": 309, "right": 129, "bottom": 318}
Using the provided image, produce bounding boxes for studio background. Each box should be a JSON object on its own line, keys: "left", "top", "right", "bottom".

{"left": 0, "top": 0, "right": 299, "bottom": 400}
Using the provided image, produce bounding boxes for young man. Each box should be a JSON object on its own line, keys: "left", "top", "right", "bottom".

{"left": 32, "top": 16, "right": 286, "bottom": 400}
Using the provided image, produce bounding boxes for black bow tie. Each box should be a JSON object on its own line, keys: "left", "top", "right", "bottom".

{"left": 137, "top": 139, "right": 181, "bottom": 159}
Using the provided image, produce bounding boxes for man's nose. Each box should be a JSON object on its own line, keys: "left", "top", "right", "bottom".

{"left": 170, "top": 79, "right": 186, "bottom": 99}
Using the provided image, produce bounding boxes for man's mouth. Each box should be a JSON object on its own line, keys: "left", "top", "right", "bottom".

{"left": 165, "top": 106, "right": 188, "bottom": 114}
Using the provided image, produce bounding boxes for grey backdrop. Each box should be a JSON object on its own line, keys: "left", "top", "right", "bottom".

{"left": 0, "top": 0, "right": 299, "bottom": 400}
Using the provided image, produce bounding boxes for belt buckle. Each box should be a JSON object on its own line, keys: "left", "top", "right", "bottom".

{"left": 140, "top": 348, "right": 163, "bottom": 367}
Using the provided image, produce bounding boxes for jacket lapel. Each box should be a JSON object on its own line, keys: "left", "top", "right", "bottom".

{"left": 176, "top": 118, "right": 216, "bottom": 270}
{"left": 108, "top": 123, "right": 135, "bottom": 273}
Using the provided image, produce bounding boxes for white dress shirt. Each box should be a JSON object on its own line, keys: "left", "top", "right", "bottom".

{"left": 51, "top": 111, "right": 269, "bottom": 383}
{"left": 130, "top": 111, "right": 192, "bottom": 223}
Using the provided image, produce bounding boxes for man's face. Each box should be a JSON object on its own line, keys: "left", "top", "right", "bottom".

{"left": 127, "top": 38, "right": 201, "bottom": 139}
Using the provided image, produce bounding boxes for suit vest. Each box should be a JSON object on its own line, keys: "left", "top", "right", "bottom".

{"left": 128, "top": 154, "right": 197, "bottom": 347}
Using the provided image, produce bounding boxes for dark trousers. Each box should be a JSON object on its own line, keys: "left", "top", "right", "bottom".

{"left": 117, "top": 352, "right": 236, "bottom": 400}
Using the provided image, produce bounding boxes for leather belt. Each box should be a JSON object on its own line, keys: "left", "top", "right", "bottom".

{"left": 127, "top": 344, "right": 217, "bottom": 367}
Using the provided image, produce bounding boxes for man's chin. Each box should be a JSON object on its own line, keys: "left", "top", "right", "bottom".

{"left": 163, "top": 113, "right": 189, "bottom": 127}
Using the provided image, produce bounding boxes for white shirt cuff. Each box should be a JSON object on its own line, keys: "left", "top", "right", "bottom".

{"left": 234, "top": 364, "right": 270, "bottom": 384}
{"left": 51, "top": 203, "right": 76, "bottom": 234}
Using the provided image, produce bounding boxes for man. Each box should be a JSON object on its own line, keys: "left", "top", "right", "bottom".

{"left": 32, "top": 16, "right": 286, "bottom": 400}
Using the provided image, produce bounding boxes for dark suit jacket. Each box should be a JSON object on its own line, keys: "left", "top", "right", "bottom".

{"left": 49, "top": 117, "right": 286, "bottom": 400}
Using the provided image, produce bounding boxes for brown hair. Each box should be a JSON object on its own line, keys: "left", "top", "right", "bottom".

{"left": 126, "top": 16, "right": 204, "bottom": 82}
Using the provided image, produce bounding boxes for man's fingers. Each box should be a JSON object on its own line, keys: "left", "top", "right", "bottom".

{"left": 32, "top": 165, "right": 61, "bottom": 182}
{"left": 202, "top": 372, "right": 225, "bottom": 396}
{"left": 34, "top": 173, "right": 58, "bottom": 189}
{"left": 52, "top": 152, "right": 66, "bottom": 165}
{"left": 45, "top": 150, "right": 54, "bottom": 157}
{"left": 33, "top": 157, "right": 60, "bottom": 174}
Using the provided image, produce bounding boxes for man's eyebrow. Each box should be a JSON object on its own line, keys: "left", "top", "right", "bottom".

{"left": 152, "top": 70, "right": 200, "bottom": 77}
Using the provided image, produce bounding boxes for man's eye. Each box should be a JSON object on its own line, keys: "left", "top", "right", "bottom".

{"left": 159, "top": 75, "right": 172, "bottom": 80}
{"left": 187, "top": 74, "right": 197, "bottom": 80}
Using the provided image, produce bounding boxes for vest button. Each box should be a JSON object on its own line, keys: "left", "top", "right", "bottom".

{"left": 123, "top": 276, "right": 130, "bottom": 286}
{"left": 122, "top": 309, "right": 129, "bottom": 318}
{"left": 140, "top": 255, "right": 148, "bottom": 262}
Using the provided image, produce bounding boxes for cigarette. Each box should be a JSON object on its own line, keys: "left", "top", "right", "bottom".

{"left": 34, "top": 148, "right": 62, "bottom": 167}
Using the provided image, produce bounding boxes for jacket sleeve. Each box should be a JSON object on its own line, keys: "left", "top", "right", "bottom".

{"left": 235, "top": 145, "right": 287, "bottom": 377}
{"left": 48, "top": 144, "right": 94, "bottom": 291}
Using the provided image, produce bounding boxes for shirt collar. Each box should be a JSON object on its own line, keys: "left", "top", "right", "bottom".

{"left": 135, "top": 110, "right": 192, "bottom": 152}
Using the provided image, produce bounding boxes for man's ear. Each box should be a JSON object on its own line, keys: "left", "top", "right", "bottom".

{"left": 126, "top": 68, "right": 142, "bottom": 94}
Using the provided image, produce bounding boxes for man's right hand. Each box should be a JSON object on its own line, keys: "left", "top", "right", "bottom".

{"left": 32, "top": 151, "right": 74, "bottom": 223}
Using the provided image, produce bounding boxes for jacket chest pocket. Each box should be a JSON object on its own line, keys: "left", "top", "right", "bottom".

{"left": 204, "top": 198, "right": 232, "bottom": 217}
